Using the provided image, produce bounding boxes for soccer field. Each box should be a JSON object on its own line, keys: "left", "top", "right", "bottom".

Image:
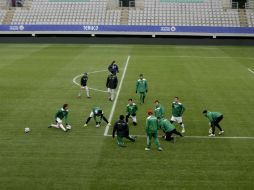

{"left": 0, "top": 44, "right": 254, "bottom": 190}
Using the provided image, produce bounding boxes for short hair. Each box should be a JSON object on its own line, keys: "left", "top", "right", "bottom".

{"left": 120, "top": 115, "right": 125, "bottom": 120}
{"left": 147, "top": 109, "right": 153, "bottom": 115}
{"left": 202, "top": 110, "right": 207, "bottom": 114}
{"left": 112, "top": 60, "right": 115, "bottom": 64}
{"left": 139, "top": 74, "right": 143, "bottom": 77}
{"left": 84, "top": 72, "right": 87, "bottom": 75}
{"left": 128, "top": 98, "right": 133, "bottom": 101}
{"left": 63, "top": 104, "right": 68, "bottom": 109}
{"left": 175, "top": 96, "right": 179, "bottom": 100}
{"left": 154, "top": 100, "right": 159, "bottom": 103}
{"left": 97, "top": 110, "right": 102, "bottom": 115}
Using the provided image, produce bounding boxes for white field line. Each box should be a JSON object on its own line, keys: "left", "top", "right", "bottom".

{"left": 104, "top": 56, "right": 130, "bottom": 136}
{"left": 104, "top": 134, "right": 254, "bottom": 140}
{"left": 248, "top": 68, "right": 254, "bottom": 74}
{"left": 135, "top": 55, "right": 254, "bottom": 60}
{"left": 72, "top": 69, "right": 108, "bottom": 93}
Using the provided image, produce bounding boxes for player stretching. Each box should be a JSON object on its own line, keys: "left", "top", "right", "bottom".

{"left": 112, "top": 115, "right": 136, "bottom": 147}
{"left": 203, "top": 110, "right": 224, "bottom": 137}
{"left": 48, "top": 104, "right": 71, "bottom": 132}
{"left": 84, "top": 107, "right": 110, "bottom": 128}
{"left": 170, "top": 97, "right": 186, "bottom": 133}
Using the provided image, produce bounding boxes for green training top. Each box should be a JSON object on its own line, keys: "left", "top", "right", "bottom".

{"left": 205, "top": 111, "right": 222, "bottom": 122}
{"left": 136, "top": 78, "right": 148, "bottom": 93}
{"left": 154, "top": 104, "right": 165, "bottom": 118}
{"left": 172, "top": 101, "right": 185, "bottom": 117}
{"left": 126, "top": 103, "right": 138, "bottom": 115}
{"left": 145, "top": 115, "right": 159, "bottom": 133}
{"left": 159, "top": 118, "right": 175, "bottom": 133}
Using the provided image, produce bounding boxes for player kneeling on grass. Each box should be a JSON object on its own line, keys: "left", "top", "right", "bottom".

{"left": 84, "top": 107, "right": 110, "bottom": 128}
{"left": 203, "top": 110, "right": 224, "bottom": 137}
{"left": 157, "top": 117, "right": 183, "bottom": 142}
{"left": 126, "top": 98, "right": 138, "bottom": 126}
{"left": 48, "top": 104, "right": 71, "bottom": 132}
{"left": 112, "top": 115, "right": 136, "bottom": 147}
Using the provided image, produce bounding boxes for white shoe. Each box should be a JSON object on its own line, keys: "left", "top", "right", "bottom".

{"left": 208, "top": 128, "right": 212, "bottom": 134}
{"left": 181, "top": 128, "right": 185, "bottom": 133}
{"left": 158, "top": 147, "right": 163, "bottom": 151}
{"left": 218, "top": 131, "right": 224, "bottom": 135}
{"left": 83, "top": 124, "right": 87, "bottom": 127}
{"left": 145, "top": 148, "right": 150, "bottom": 151}
{"left": 208, "top": 134, "right": 215, "bottom": 137}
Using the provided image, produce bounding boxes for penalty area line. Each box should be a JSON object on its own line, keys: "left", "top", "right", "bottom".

{"left": 72, "top": 69, "right": 108, "bottom": 93}
{"left": 104, "top": 55, "right": 130, "bottom": 136}
{"left": 104, "top": 134, "right": 254, "bottom": 140}
{"left": 248, "top": 68, "right": 254, "bottom": 74}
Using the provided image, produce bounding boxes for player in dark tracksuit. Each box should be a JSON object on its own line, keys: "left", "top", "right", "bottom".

{"left": 78, "top": 72, "right": 91, "bottom": 98}
{"left": 108, "top": 60, "right": 119, "bottom": 75}
{"left": 112, "top": 115, "right": 136, "bottom": 147}
{"left": 106, "top": 73, "right": 118, "bottom": 101}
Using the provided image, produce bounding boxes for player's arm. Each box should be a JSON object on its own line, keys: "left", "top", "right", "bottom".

{"left": 145, "top": 80, "right": 148, "bottom": 92}
{"left": 181, "top": 105, "right": 186, "bottom": 115}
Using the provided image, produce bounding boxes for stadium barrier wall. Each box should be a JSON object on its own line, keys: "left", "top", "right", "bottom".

{"left": 0, "top": 25, "right": 254, "bottom": 37}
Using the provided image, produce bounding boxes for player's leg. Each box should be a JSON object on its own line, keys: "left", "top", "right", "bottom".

{"left": 125, "top": 114, "right": 130, "bottom": 123}
{"left": 78, "top": 86, "right": 84, "bottom": 97}
{"left": 117, "top": 136, "right": 125, "bottom": 147}
{"left": 170, "top": 116, "right": 176, "bottom": 124}
{"left": 172, "top": 129, "right": 183, "bottom": 137}
{"left": 215, "top": 116, "right": 224, "bottom": 134}
{"left": 131, "top": 114, "right": 137, "bottom": 126}
{"left": 85, "top": 86, "right": 91, "bottom": 98}
{"left": 107, "top": 88, "right": 111, "bottom": 101}
{"left": 110, "top": 89, "right": 114, "bottom": 101}
{"left": 145, "top": 133, "right": 152, "bottom": 150}
{"left": 153, "top": 132, "right": 162, "bottom": 151}
{"left": 84, "top": 112, "right": 94, "bottom": 126}
{"left": 102, "top": 115, "right": 109, "bottom": 124}
{"left": 176, "top": 117, "right": 185, "bottom": 133}
{"left": 139, "top": 92, "right": 143, "bottom": 104}
{"left": 165, "top": 131, "right": 174, "bottom": 141}
{"left": 209, "top": 122, "right": 216, "bottom": 136}
{"left": 142, "top": 92, "right": 146, "bottom": 103}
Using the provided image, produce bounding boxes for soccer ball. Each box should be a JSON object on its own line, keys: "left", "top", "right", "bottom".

{"left": 24, "top": 127, "right": 30, "bottom": 133}
{"left": 66, "top": 125, "right": 72, "bottom": 130}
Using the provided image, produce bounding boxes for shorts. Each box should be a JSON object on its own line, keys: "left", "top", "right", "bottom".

{"left": 170, "top": 116, "right": 183, "bottom": 123}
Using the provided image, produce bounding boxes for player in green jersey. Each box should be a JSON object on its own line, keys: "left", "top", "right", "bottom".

{"left": 157, "top": 117, "right": 183, "bottom": 142}
{"left": 48, "top": 104, "right": 71, "bottom": 132}
{"left": 154, "top": 100, "right": 165, "bottom": 119}
{"left": 145, "top": 110, "right": 162, "bottom": 151}
{"left": 84, "top": 106, "right": 110, "bottom": 128}
{"left": 112, "top": 115, "right": 136, "bottom": 147}
{"left": 136, "top": 74, "right": 148, "bottom": 104}
{"left": 203, "top": 110, "right": 224, "bottom": 137}
{"left": 170, "top": 97, "right": 186, "bottom": 133}
{"left": 126, "top": 98, "right": 138, "bottom": 126}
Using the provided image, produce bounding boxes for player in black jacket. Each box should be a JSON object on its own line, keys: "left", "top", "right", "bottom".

{"left": 106, "top": 73, "right": 118, "bottom": 101}
{"left": 78, "top": 73, "right": 91, "bottom": 98}
{"left": 112, "top": 115, "right": 136, "bottom": 147}
{"left": 108, "top": 60, "right": 119, "bottom": 75}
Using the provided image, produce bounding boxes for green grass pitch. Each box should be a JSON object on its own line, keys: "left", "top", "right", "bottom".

{"left": 0, "top": 44, "right": 254, "bottom": 190}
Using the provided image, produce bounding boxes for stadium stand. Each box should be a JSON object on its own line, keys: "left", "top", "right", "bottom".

{"left": 0, "top": 0, "right": 251, "bottom": 27}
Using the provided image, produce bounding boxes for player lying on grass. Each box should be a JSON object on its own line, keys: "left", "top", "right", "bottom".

{"left": 48, "top": 104, "right": 71, "bottom": 132}
{"left": 157, "top": 117, "right": 183, "bottom": 142}
{"left": 112, "top": 115, "right": 136, "bottom": 147}
{"left": 203, "top": 110, "right": 224, "bottom": 137}
{"left": 84, "top": 106, "right": 110, "bottom": 128}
